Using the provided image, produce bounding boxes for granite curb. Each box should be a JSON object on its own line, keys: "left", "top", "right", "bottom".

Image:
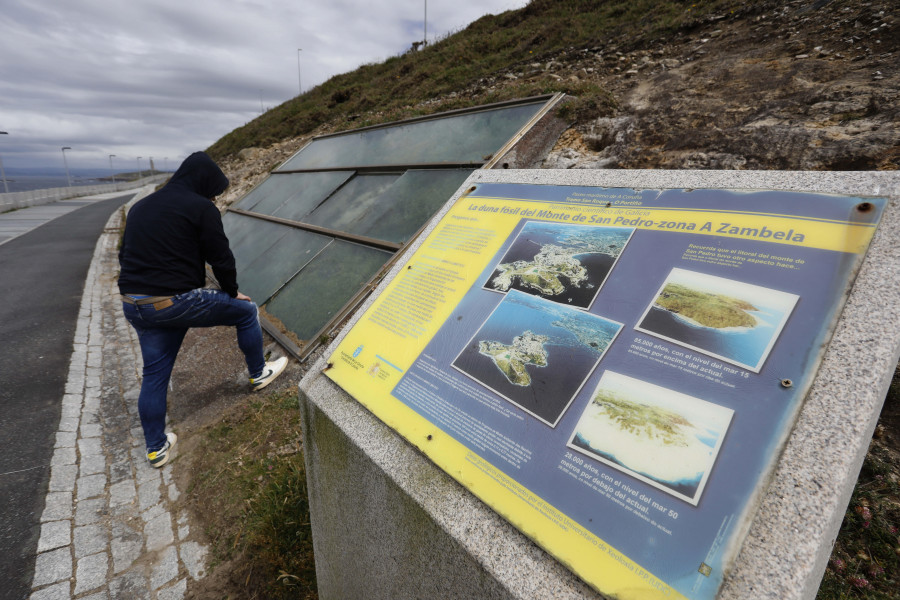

{"left": 29, "top": 196, "right": 209, "bottom": 600}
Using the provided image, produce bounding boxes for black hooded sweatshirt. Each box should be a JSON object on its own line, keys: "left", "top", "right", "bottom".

{"left": 118, "top": 151, "right": 239, "bottom": 297}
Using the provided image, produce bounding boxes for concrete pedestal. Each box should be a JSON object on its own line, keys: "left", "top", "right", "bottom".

{"left": 299, "top": 170, "right": 900, "bottom": 600}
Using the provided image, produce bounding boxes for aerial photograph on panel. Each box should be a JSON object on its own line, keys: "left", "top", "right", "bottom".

{"left": 568, "top": 371, "right": 734, "bottom": 505}
{"left": 484, "top": 221, "right": 633, "bottom": 309}
{"left": 636, "top": 268, "right": 799, "bottom": 372}
{"left": 453, "top": 290, "right": 622, "bottom": 426}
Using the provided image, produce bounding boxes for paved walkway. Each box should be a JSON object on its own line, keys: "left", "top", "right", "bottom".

{"left": 28, "top": 195, "right": 209, "bottom": 599}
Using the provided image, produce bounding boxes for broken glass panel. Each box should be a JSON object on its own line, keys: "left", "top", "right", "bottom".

{"left": 264, "top": 240, "right": 392, "bottom": 341}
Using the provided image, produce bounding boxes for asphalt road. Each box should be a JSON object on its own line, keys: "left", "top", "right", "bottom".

{"left": 0, "top": 195, "right": 131, "bottom": 600}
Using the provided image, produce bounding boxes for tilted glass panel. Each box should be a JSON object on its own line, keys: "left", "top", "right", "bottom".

{"left": 237, "top": 228, "right": 331, "bottom": 305}
{"left": 235, "top": 171, "right": 352, "bottom": 217}
{"left": 264, "top": 240, "right": 392, "bottom": 341}
{"left": 300, "top": 173, "right": 401, "bottom": 236}
{"left": 222, "top": 213, "right": 290, "bottom": 264}
{"left": 361, "top": 169, "right": 473, "bottom": 243}
{"left": 277, "top": 101, "right": 545, "bottom": 170}
{"left": 253, "top": 171, "right": 354, "bottom": 220}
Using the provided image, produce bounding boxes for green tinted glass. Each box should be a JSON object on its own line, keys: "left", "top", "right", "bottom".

{"left": 264, "top": 241, "right": 392, "bottom": 341}
{"left": 277, "top": 102, "right": 544, "bottom": 170}
{"left": 237, "top": 228, "right": 331, "bottom": 304}
{"left": 235, "top": 171, "right": 353, "bottom": 217}
{"left": 223, "top": 213, "right": 290, "bottom": 265}
{"left": 362, "top": 169, "right": 472, "bottom": 243}
{"left": 301, "top": 174, "right": 401, "bottom": 235}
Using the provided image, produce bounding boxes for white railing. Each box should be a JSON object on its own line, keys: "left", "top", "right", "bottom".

{"left": 0, "top": 174, "right": 169, "bottom": 213}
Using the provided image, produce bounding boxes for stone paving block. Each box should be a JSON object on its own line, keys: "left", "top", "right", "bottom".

{"left": 48, "top": 464, "right": 77, "bottom": 492}
{"left": 32, "top": 547, "right": 72, "bottom": 587}
{"left": 150, "top": 545, "right": 179, "bottom": 589}
{"left": 75, "top": 497, "right": 107, "bottom": 526}
{"left": 54, "top": 431, "right": 76, "bottom": 448}
{"left": 65, "top": 378, "right": 85, "bottom": 395}
{"left": 74, "top": 552, "right": 109, "bottom": 595}
{"left": 41, "top": 492, "right": 73, "bottom": 522}
{"left": 144, "top": 511, "right": 174, "bottom": 552}
{"left": 60, "top": 404, "right": 82, "bottom": 419}
{"left": 108, "top": 570, "right": 150, "bottom": 600}
{"left": 79, "top": 437, "right": 103, "bottom": 458}
{"left": 62, "top": 392, "right": 83, "bottom": 407}
{"left": 49, "top": 446, "right": 76, "bottom": 467}
{"left": 77, "top": 473, "right": 107, "bottom": 501}
{"left": 156, "top": 578, "right": 187, "bottom": 600}
{"left": 142, "top": 503, "right": 166, "bottom": 524}
{"left": 108, "top": 459, "right": 132, "bottom": 485}
{"left": 179, "top": 541, "right": 208, "bottom": 580}
{"left": 138, "top": 479, "right": 161, "bottom": 511}
{"left": 80, "top": 453, "right": 107, "bottom": 476}
{"left": 74, "top": 524, "right": 108, "bottom": 558}
{"left": 57, "top": 417, "right": 79, "bottom": 433}
{"left": 37, "top": 520, "right": 71, "bottom": 553}
{"left": 80, "top": 423, "right": 102, "bottom": 438}
{"left": 108, "top": 479, "right": 136, "bottom": 510}
{"left": 28, "top": 581, "right": 70, "bottom": 600}
{"left": 82, "top": 410, "right": 100, "bottom": 425}
{"left": 132, "top": 451, "right": 159, "bottom": 484}
{"left": 110, "top": 522, "right": 143, "bottom": 574}
{"left": 85, "top": 392, "right": 101, "bottom": 409}
{"left": 129, "top": 428, "right": 144, "bottom": 446}
{"left": 80, "top": 591, "right": 110, "bottom": 600}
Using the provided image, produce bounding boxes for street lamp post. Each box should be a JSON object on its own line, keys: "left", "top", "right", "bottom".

{"left": 136, "top": 156, "right": 142, "bottom": 182}
{"left": 61, "top": 147, "right": 72, "bottom": 190}
{"left": 297, "top": 48, "right": 302, "bottom": 95}
{"left": 0, "top": 131, "right": 8, "bottom": 194}
{"left": 109, "top": 154, "right": 117, "bottom": 191}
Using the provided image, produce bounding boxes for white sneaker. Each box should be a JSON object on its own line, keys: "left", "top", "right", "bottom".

{"left": 250, "top": 356, "right": 288, "bottom": 391}
{"left": 147, "top": 432, "right": 177, "bottom": 468}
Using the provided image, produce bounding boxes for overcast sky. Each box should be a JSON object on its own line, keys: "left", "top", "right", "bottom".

{"left": 0, "top": 0, "right": 529, "bottom": 172}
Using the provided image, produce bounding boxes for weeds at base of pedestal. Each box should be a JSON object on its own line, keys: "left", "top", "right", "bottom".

{"left": 185, "top": 390, "right": 317, "bottom": 600}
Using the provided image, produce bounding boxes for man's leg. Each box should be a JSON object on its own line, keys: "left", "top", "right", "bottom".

{"left": 163, "top": 288, "right": 267, "bottom": 377}
{"left": 129, "top": 321, "right": 188, "bottom": 452}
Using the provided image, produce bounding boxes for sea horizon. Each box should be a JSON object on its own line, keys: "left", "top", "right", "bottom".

{"left": 0, "top": 167, "right": 167, "bottom": 194}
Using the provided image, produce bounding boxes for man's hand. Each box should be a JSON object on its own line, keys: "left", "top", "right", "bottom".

{"left": 236, "top": 292, "right": 252, "bottom": 302}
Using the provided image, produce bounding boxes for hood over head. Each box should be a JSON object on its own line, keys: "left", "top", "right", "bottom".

{"left": 168, "top": 151, "right": 229, "bottom": 199}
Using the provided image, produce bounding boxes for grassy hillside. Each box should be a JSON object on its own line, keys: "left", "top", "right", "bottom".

{"left": 207, "top": 0, "right": 748, "bottom": 160}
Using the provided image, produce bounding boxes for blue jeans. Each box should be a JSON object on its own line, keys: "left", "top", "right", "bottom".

{"left": 122, "top": 288, "right": 266, "bottom": 452}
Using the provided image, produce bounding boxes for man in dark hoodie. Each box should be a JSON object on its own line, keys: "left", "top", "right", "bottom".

{"left": 118, "top": 151, "right": 287, "bottom": 468}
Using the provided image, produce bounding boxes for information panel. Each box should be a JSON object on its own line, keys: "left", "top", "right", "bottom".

{"left": 324, "top": 183, "right": 885, "bottom": 599}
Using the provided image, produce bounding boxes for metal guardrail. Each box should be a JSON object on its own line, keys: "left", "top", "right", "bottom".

{"left": 0, "top": 175, "right": 169, "bottom": 212}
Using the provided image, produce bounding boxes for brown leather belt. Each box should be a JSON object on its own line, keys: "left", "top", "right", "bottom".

{"left": 121, "top": 295, "right": 174, "bottom": 310}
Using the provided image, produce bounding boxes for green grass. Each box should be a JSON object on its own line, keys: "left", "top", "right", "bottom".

{"left": 187, "top": 391, "right": 317, "bottom": 599}
{"left": 207, "top": 0, "right": 753, "bottom": 161}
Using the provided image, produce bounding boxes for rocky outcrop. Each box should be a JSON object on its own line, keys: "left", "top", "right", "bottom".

{"left": 539, "top": 0, "right": 898, "bottom": 171}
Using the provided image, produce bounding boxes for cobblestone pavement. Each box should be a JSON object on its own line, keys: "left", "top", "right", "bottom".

{"left": 29, "top": 202, "right": 208, "bottom": 599}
